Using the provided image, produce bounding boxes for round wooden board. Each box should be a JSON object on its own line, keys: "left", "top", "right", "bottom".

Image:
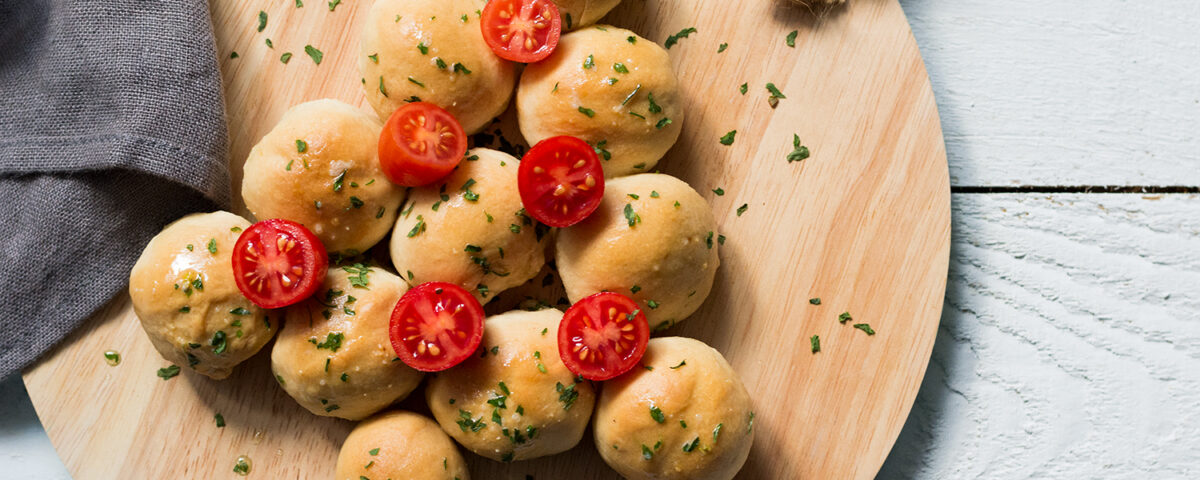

{"left": 24, "top": 0, "right": 949, "bottom": 478}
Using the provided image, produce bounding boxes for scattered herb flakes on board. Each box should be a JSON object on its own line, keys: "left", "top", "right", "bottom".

{"left": 305, "top": 45, "right": 324, "bottom": 65}
{"left": 664, "top": 27, "right": 697, "bottom": 49}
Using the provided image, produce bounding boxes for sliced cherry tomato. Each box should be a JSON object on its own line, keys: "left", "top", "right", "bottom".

{"left": 378, "top": 102, "right": 468, "bottom": 187}
{"left": 558, "top": 292, "right": 650, "bottom": 381}
{"left": 231, "top": 219, "right": 329, "bottom": 309}
{"left": 518, "top": 135, "right": 605, "bottom": 227}
{"left": 389, "top": 282, "right": 485, "bottom": 372}
{"left": 480, "top": 0, "right": 562, "bottom": 63}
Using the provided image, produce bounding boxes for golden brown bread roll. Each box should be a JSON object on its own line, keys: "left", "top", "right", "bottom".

{"left": 129, "top": 211, "right": 272, "bottom": 380}
{"left": 360, "top": 0, "right": 515, "bottom": 134}
{"left": 518, "top": 26, "right": 683, "bottom": 177}
{"left": 242, "top": 99, "right": 404, "bottom": 254}
{"left": 594, "top": 337, "right": 754, "bottom": 480}
{"left": 272, "top": 266, "right": 424, "bottom": 420}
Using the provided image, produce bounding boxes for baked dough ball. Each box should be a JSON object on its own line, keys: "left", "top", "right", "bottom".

{"left": 360, "top": 0, "right": 515, "bottom": 134}
{"left": 594, "top": 337, "right": 754, "bottom": 480}
{"left": 518, "top": 26, "right": 683, "bottom": 177}
{"left": 335, "top": 410, "right": 470, "bottom": 480}
{"left": 556, "top": 174, "right": 718, "bottom": 331}
{"left": 390, "top": 149, "right": 548, "bottom": 303}
{"left": 556, "top": 0, "right": 622, "bottom": 30}
{"left": 272, "top": 266, "right": 423, "bottom": 420}
{"left": 242, "top": 99, "right": 404, "bottom": 254}
{"left": 129, "top": 211, "right": 272, "bottom": 380}
{"left": 426, "top": 309, "right": 596, "bottom": 462}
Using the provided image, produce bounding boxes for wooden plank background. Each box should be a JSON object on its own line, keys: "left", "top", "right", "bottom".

{"left": 3, "top": 0, "right": 1200, "bottom": 478}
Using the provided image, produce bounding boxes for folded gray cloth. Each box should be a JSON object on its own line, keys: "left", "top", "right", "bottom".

{"left": 0, "top": 0, "right": 230, "bottom": 379}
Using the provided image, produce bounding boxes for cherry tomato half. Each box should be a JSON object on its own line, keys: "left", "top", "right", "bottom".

{"left": 518, "top": 136, "right": 605, "bottom": 227}
{"left": 389, "top": 282, "right": 485, "bottom": 372}
{"left": 379, "top": 102, "right": 468, "bottom": 187}
{"left": 231, "top": 219, "right": 329, "bottom": 309}
{"left": 481, "top": 0, "right": 562, "bottom": 63}
{"left": 558, "top": 292, "right": 650, "bottom": 381}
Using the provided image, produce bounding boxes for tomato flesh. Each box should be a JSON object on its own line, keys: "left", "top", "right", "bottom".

{"left": 379, "top": 102, "right": 468, "bottom": 187}
{"left": 518, "top": 136, "right": 605, "bottom": 227}
{"left": 481, "top": 0, "right": 562, "bottom": 63}
{"left": 389, "top": 282, "right": 485, "bottom": 372}
{"left": 558, "top": 292, "right": 649, "bottom": 381}
{"left": 231, "top": 219, "right": 329, "bottom": 309}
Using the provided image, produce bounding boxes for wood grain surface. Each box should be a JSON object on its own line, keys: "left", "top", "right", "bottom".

{"left": 23, "top": 0, "right": 950, "bottom": 479}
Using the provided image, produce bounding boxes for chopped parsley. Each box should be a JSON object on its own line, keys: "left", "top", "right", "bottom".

{"left": 682, "top": 437, "right": 700, "bottom": 452}
{"left": 706, "top": 231, "right": 714, "bottom": 249}
{"left": 578, "top": 106, "right": 596, "bottom": 117}
{"left": 713, "top": 423, "right": 723, "bottom": 442}
{"left": 854, "top": 323, "right": 876, "bottom": 335}
{"left": 627, "top": 36, "right": 637, "bottom": 44}
{"left": 712, "top": 188, "right": 725, "bottom": 196}
{"left": 788, "top": 134, "right": 811, "bottom": 162}
{"left": 210, "top": 330, "right": 227, "bottom": 354}
{"left": 811, "top": 335, "right": 820, "bottom": 353}
{"left": 280, "top": 52, "right": 293, "bottom": 64}
{"left": 583, "top": 54, "right": 594, "bottom": 69}
{"left": 839, "top": 312, "right": 853, "bottom": 324}
{"left": 367, "top": 53, "right": 378, "bottom": 63}
{"left": 296, "top": 139, "right": 307, "bottom": 153}
{"left": 417, "top": 42, "right": 429, "bottom": 55}
{"left": 766, "top": 82, "right": 786, "bottom": 108}
{"left": 736, "top": 204, "right": 749, "bottom": 216}
{"left": 719, "top": 130, "right": 737, "bottom": 146}
{"left": 461, "top": 178, "right": 479, "bottom": 201}
{"left": 555, "top": 381, "right": 579, "bottom": 410}
{"left": 369, "top": 448, "right": 380, "bottom": 455}
{"left": 622, "top": 84, "right": 642, "bottom": 106}
{"left": 230, "top": 307, "right": 251, "bottom": 316}
{"left": 157, "top": 365, "right": 180, "bottom": 380}
{"left": 327, "top": 0, "right": 341, "bottom": 11}
{"left": 718, "top": 43, "right": 729, "bottom": 53}
{"left": 343, "top": 263, "right": 370, "bottom": 288}
{"left": 656, "top": 118, "right": 672, "bottom": 129}
{"left": 671, "top": 360, "right": 687, "bottom": 369}
{"left": 304, "top": 45, "right": 323, "bottom": 64}
{"left": 650, "top": 406, "right": 666, "bottom": 423}
{"left": 613, "top": 63, "right": 629, "bottom": 74}
{"left": 647, "top": 92, "right": 662, "bottom": 114}
{"left": 642, "top": 444, "right": 654, "bottom": 460}
{"left": 589, "top": 139, "right": 611, "bottom": 160}
{"left": 664, "top": 27, "right": 697, "bottom": 49}
{"left": 207, "top": 238, "right": 218, "bottom": 254}
{"left": 332, "top": 170, "right": 347, "bottom": 192}
{"left": 456, "top": 410, "right": 487, "bottom": 432}
{"left": 407, "top": 215, "right": 426, "bottom": 237}
{"left": 408, "top": 76, "right": 425, "bottom": 87}
{"left": 214, "top": 413, "right": 225, "bottom": 427}
{"left": 453, "top": 62, "right": 471, "bottom": 74}
{"left": 623, "top": 203, "right": 641, "bottom": 227}
{"left": 233, "top": 458, "right": 250, "bottom": 474}
{"left": 378, "top": 76, "right": 388, "bottom": 97}
{"left": 256, "top": 11, "right": 267, "bottom": 32}
{"left": 809, "top": 297, "right": 821, "bottom": 305}
{"left": 786, "top": 30, "right": 798, "bottom": 47}
{"left": 312, "top": 332, "right": 344, "bottom": 352}
{"left": 739, "top": 83, "right": 748, "bottom": 95}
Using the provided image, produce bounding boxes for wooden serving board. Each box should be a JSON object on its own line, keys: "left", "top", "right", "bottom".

{"left": 24, "top": 0, "right": 949, "bottom": 478}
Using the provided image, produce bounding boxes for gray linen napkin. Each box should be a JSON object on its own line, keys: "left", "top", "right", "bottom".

{"left": 0, "top": 0, "right": 231, "bottom": 379}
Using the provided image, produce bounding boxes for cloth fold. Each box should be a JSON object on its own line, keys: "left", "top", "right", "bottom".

{"left": 0, "top": 0, "right": 231, "bottom": 379}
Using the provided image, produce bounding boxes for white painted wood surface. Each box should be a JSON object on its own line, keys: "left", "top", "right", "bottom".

{"left": 879, "top": 194, "right": 1200, "bottom": 478}
{"left": 902, "top": 0, "right": 1200, "bottom": 186}
{"left": 4, "top": 1, "right": 1200, "bottom": 478}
